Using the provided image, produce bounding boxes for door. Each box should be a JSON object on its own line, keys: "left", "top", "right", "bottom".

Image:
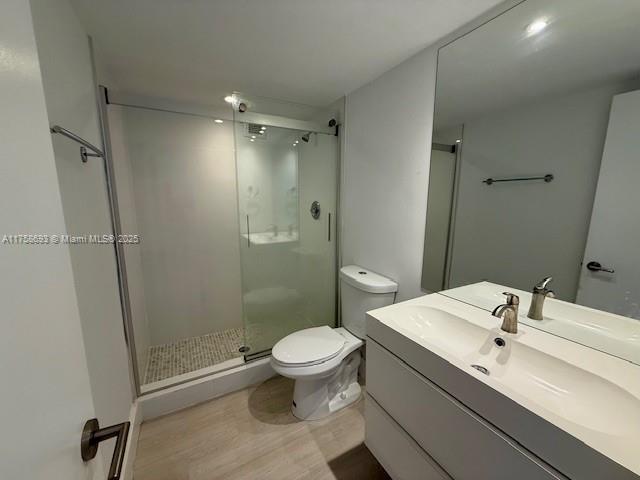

{"left": 576, "top": 90, "right": 640, "bottom": 318}
{"left": 422, "top": 147, "right": 457, "bottom": 292}
{"left": 1, "top": 2, "right": 104, "bottom": 478}
{"left": 235, "top": 124, "right": 338, "bottom": 356}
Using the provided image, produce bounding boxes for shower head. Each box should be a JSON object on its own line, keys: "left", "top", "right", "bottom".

{"left": 301, "top": 132, "right": 312, "bottom": 143}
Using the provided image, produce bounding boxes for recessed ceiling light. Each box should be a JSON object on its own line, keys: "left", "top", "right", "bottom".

{"left": 526, "top": 18, "right": 548, "bottom": 36}
{"left": 251, "top": 135, "right": 256, "bottom": 139}
{"left": 250, "top": 139, "right": 255, "bottom": 142}
{"left": 261, "top": 126, "right": 267, "bottom": 130}
{"left": 224, "top": 95, "right": 234, "bottom": 103}
{"left": 456, "top": 139, "right": 461, "bottom": 143}
{"left": 214, "top": 119, "right": 223, "bottom": 124}
{"left": 293, "top": 143, "right": 297, "bottom": 147}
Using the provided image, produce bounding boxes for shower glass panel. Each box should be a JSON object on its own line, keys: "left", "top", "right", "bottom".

{"left": 107, "top": 104, "right": 245, "bottom": 391}
{"left": 235, "top": 123, "right": 338, "bottom": 357}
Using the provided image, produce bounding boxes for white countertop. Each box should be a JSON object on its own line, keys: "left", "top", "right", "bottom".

{"left": 367, "top": 293, "right": 640, "bottom": 475}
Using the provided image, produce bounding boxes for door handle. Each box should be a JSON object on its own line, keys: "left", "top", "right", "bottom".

{"left": 586, "top": 261, "right": 615, "bottom": 274}
{"left": 81, "top": 418, "right": 130, "bottom": 480}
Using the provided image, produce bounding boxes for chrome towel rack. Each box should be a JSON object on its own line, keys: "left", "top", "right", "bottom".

{"left": 50, "top": 125, "right": 104, "bottom": 163}
{"left": 483, "top": 174, "right": 553, "bottom": 186}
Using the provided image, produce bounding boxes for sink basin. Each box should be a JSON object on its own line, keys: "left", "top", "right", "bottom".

{"left": 384, "top": 305, "right": 490, "bottom": 357}
{"left": 378, "top": 304, "right": 640, "bottom": 437}
{"left": 468, "top": 335, "right": 640, "bottom": 437}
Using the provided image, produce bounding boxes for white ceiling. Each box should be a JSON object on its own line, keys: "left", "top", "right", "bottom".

{"left": 435, "top": 0, "right": 640, "bottom": 130}
{"left": 70, "top": 0, "right": 503, "bottom": 111}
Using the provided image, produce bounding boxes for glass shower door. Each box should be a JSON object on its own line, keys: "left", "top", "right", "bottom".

{"left": 235, "top": 123, "right": 338, "bottom": 357}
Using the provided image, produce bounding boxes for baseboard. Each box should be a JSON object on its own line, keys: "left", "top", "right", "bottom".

{"left": 121, "top": 401, "right": 142, "bottom": 480}
{"left": 138, "top": 357, "right": 276, "bottom": 421}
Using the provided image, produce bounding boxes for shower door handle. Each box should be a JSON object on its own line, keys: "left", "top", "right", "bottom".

{"left": 81, "top": 418, "right": 130, "bottom": 480}
{"left": 246, "top": 215, "right": 251, "bottom": 248}
{"left": 328, "top": 212, "right": 331, "bottom": 242}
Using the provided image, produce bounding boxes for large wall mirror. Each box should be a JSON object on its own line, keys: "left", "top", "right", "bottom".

{"left": 422, "top": 0, "right": 640, "bottom": 363}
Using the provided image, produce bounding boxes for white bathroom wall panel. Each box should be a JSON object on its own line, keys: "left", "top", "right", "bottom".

{"left": 117, "top": 107, "right": 243, "bottom": 345}
{"left": 1, "top": 1, "right": 102, "bottom": 477}
{"left": 29, "top": 0, "right": 134, "bottom": 467}
{"left": 108, "top": 105, "right": 151, "bottom": 375}
{"left": 343, "top": 47, "right": 437, "bottom": 301}
{"left": 449, "top": 80, "right": 640, "bottom": 300}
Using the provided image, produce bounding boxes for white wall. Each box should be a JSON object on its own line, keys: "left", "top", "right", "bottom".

{"left": 342, "top": 47, "right": 437, "bottom": 301}
{"left": 449, "top": 80, "right": 640, "bottom": 300}
{"left": 29, "top": 0, "right": 133, "bottom": 466}
{"left": 0, "top": 1, "right": 102, "bottom": 477}
{"left": 115, "top": 107, "right": 243, "bottom": 345}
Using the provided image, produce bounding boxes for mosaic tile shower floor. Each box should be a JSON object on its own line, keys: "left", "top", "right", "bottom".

{"left": 143, "top": 328, "right": 245, "bottom": 384}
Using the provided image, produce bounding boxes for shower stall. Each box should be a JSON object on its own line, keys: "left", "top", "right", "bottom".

{"left": 101, "top": 89, "right": 340, "bottom": 393}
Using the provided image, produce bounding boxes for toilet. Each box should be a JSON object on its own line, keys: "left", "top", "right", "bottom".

{"left": 271, "top": 265, "right": 398, "bottom": 420}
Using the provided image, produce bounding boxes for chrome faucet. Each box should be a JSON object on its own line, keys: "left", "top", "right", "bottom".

{"left": 527, "top": 277, "right": 554, "bottom": 320}
{"left": 492, "top": 292, "right": 519, "bottom": 334}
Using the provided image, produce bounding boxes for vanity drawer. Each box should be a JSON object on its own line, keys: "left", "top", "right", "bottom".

{"left": 366, "top": 340, "right": 565, "bottom": 480}
{"left": 365, "top": 393, "right": 452, "bottom": 480}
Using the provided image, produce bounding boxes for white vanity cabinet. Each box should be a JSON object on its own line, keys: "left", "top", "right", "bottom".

{"left": 365, "top": 393, "right": 452, "bottom": 480}
{"left": 365, "top": 340, "right": 564, "bottom": 480}
{"left": 364, "top": 294, "right": 640, "bottom": 480}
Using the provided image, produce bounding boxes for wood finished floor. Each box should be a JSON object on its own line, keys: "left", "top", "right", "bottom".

{"left": 133, "top": 376, "right": 390, "bottom": 480}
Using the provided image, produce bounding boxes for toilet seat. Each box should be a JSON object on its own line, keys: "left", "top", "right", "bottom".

{"left": 272, "top": 326, "right": 345, "bottom": 367}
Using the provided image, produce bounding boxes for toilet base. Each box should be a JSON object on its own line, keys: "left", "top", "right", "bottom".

{"left": 291, "top": 350, "right": 361, "bottom": 420}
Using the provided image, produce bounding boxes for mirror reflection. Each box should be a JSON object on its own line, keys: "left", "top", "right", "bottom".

{"left": 423, "top": 0, "right": 640, "bottom": 364}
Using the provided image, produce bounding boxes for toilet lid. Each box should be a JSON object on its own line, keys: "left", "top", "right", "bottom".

{"left": 272, "top": 326, "right": 345, "bottom": 366}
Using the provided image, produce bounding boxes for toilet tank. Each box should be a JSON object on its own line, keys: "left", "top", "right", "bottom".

{"left": 340, "top": 265, "right": 398, "bottom": 339}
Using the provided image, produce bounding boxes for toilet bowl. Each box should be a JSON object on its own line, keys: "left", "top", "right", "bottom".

{"left": 271, "top": 326, "right": 363, "bottom": 420}
{"left": 270, "top": 265, "right": 398, "bottom": 420}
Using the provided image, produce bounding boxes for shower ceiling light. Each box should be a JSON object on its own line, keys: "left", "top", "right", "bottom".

{"left": 214, "top": 119, "right": 223, "bottom": 124}
{"left": 526, "top": 18, "right": 548, "bottom": 36}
